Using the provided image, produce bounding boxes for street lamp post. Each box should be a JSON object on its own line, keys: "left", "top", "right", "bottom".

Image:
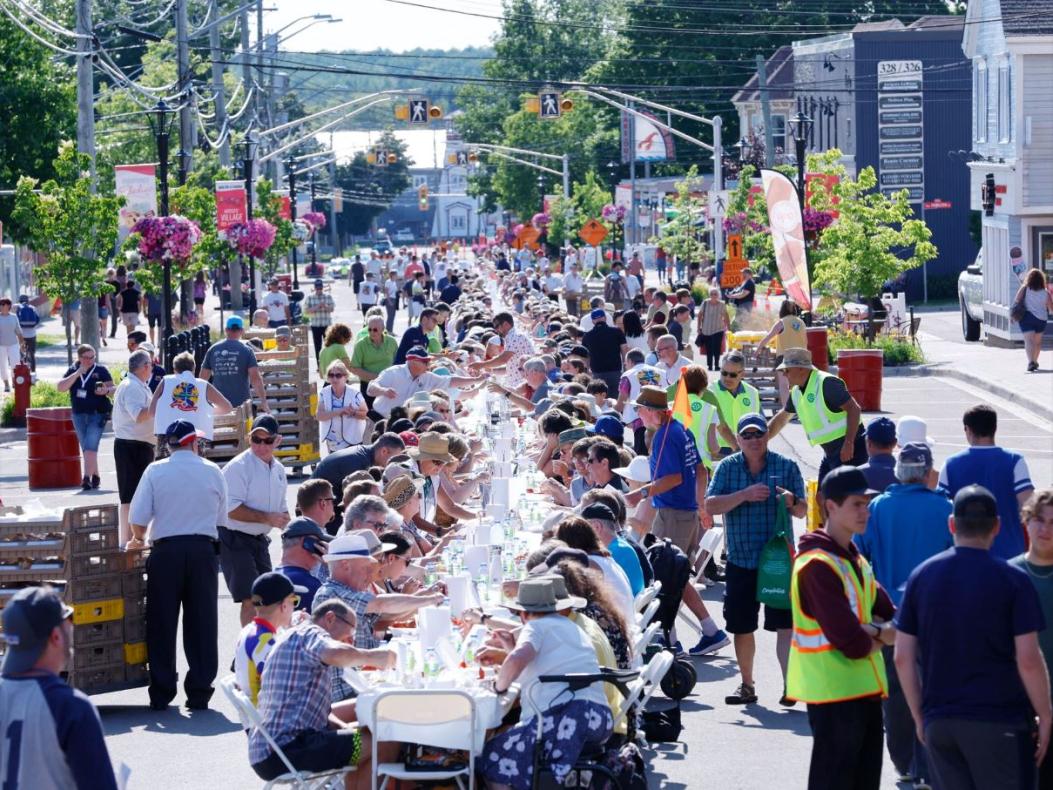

{"left": 240, "top": 133, "right": 257, "bottom": 313}
{"left": 308, "top": 172, "right": 318, "bottom": 271}
{"left": 285, "top": 156, "right": 299, "bottom": 289}
{"left": 790, "top": 112, "right": 813, "bottom": 213}
{"left": 176, "top": 148, "right": 190, "bottom": 186}
{"left": 153, "top": 100, "right": 175, "bottom": 362}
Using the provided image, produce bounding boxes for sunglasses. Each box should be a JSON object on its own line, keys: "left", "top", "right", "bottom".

{"left": 289, "top": 594, "right": 301, "bottom": 607}
{"left": 739, "top": 431, "right": 766, "bottom": 440}
{"left": 587, "top": 457, "right": 603, "bottom": 464}
{"left": 332, "top": 612, "right": 356, "bottom": 630}
{"left": 720, "top": 370, "right": 741, "bottom": 378}
{"left": 251, "top": 435, "right": 278, "bottom": 445}
{"left": 364, "top": 519, "right": 387, "bottom": 530}
{"left": 328, "top": 373, "right": 346, "bottom": 379}
{"left": 369, "top": 328, "right": 382, "bottom": 333}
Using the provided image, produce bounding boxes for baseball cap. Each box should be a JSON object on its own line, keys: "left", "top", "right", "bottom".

{"left": 226, "top": 315, "right": 244, "bottom": 330}
{"left": 18, "top": 294, "right": 29, "bottom": 303}
{"left": 820, "top": 466, "right": 880, "bottom": 499}
{"left": 953, "top": 485, "right": 998, "bottom": 521}
{"left": 737, "top": 413, "right": 769, "bottom": 436}
{"left": 897, "top": 415, "right": 935, "bottom": 447}
{"left": 314, "top": 278, "right": 324, "bottom": 288}
{"left": 898, "top": 442, "right": 933, "bottom": 467}
{"left": 165, "top": 419, "right": 205, "bottom": 446}
{"left": 324, "top": 533, "right": 378, "bottom": 563}
{"left": 1, "top": 586, "right": 73, "bottom": 674}
{"left": 590, "top": 308, "right": 607, "bottom": 321}
{"left": 250, "top": 414, "right": 280, "bottom": 436}
{"left": 558, "top": 426, "right": 590, "bottom": 446}
{"left": 866, "top": 417, "right": 897, "bottom": 446}
{"left": 530, "top": 546, "right": 591, "bottom": 574}
{"left": 282, "top": 516, "right": 333, "bottom": 542}
{"left": 398, "top": 430, "right": 419, "bottom": 447}
{"left": 274, "top": 325, "right": 292, "bottom": 339}
{"left": 405, "top": 346, "right": 430, "bottom": 362}
{"left": 775, "top": 347, "right": 813, "bottom": 370}
{"left": 140, "top": 341, "right": 156, "bottom": 355}
{"left": 250, "top": 572, "right": 308, "bottom": 607}
{"left": 589, "top": 415, "right": 625, "bottom": 443}
{"left": 580, "top": 502, "right": 617, "bottom": 522}
{"left": 345, "top": 529, "right": 397, "bottom": 556}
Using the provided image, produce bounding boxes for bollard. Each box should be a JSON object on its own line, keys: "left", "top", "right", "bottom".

{"left": 12, "top": 361, "right": 32, "bottom": 425}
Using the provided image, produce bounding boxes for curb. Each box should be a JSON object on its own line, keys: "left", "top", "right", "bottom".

{"left": 873, "top": 364, "right": 1053, "bottom": 422}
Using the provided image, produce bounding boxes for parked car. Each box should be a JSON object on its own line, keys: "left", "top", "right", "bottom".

{"left": 373, "top": 238, "right": 393, "bottom": 254}
{"left": 958, "top": 249, "right": 983, "bottom": 341}
{"left": 394, "top": 228, "right": 415, "bottom": 244}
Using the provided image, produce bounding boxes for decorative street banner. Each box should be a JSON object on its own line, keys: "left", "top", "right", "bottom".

{"left": 215, "top": 180, "right": 247, "bottom": 231}
{"left": 761, "top": 168, "right": 811, "bottom": 311}
{"left": 621, "top": 110, "right": 676, "bottom": 163}
{"left": 275, "top": 189, "right": 292, "bottom": 220}
{"left": 296, "top": 194, "right": 312, "bottom": 220}
{"left": 114, "top": 164, "right": 157, "bottom": 242}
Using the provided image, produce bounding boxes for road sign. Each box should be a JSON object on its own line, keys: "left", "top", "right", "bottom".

{"left": 539, "top": 91, "right": 561, "bottom": 119}
{"left": 923, "top": 199, "right": 952, "bottom": 210}
{"left": 409, "top": 99, "right": 429, "bottom": 125}
{"left": 579, "top": 218, "right": 608, "bottom": 247}
{"left": 708, "top": 190, "right": 729, "bottom": 222}
{"left": 721, "top": 234, "right": 747, "bottom": 288}
{"left": 512, "top": 225, "right": 541, "bottom": 250}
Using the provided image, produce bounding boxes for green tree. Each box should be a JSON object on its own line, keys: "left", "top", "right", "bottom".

{"left": 651, "top": 167, "right": 709, "bottom": 267}
{"left": 0, "top": 17, "right": 76, "bottom": 239}
{"left": 332, "top": 131, "right": 411, "bottom": 238}
{"left": 13, "top": 142, "right": 123, "bottom": 363}
{"left": 546, "top": 172, "right": 610, "bottom": 247}
{"left": 255, "top": 178, "right": 296, "bottom": 277}
{"left": 809, "top": 150, "right": 936, "bottom": 306}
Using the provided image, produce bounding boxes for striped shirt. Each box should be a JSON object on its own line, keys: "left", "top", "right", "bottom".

{"left": 234, "top": 617, "right": 278, "bottom": 706}
{"left": 314, "top": 579, "right": 378, "bottom": 701}
{"left": 302, "top": 292, "right": 335, "bottom": 328}
{"left": 248, "top": 623, "right": 334, "bottom": 766}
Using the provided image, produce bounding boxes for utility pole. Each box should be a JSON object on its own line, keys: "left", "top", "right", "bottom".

{"left": 628, "top": 102, "right": 636, "bottom": 253}
{"left": 255, "top": 0, "right": 266, "bottom": 168}
{"left": 756, "top": 54, "right": 775, "bottom": 168}
{"left": 75, "top": 0, "right": 100, "bottom": 352}
{"left": 328, "top": 159, "right": 339, "bottom": 256}
{"left": 209, "top": 0, "right": 231, "bottom": 167}
{"left": 308, "top": 173, "right": 318, "bottom": 270}
{"left": 239, "top": 8, "right": 254, "bottom": 127}
{"left": 286, "top": 157, "right": 298, "bottom": 288}
{"left": 175, "top": 0, "right": 191, "bottom": 177}
{"left": 561, "top": 153, "right": 570, "bottom": 200}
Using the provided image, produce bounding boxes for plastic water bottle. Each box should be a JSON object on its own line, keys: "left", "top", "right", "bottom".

{"left": 423, "top": 647, "right": 441, "bottom": 680}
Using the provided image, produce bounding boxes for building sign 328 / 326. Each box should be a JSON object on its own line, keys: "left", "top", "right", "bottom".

{"left": 877, "top": 59, "right": 924, "bottom": 203}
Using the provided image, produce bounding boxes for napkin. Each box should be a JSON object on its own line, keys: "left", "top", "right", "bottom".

{"left": 464, "top": 544, "right": 490, "bottom": 578}
{"left": 493, "top": 437, "right": 512, "bottom": 462}
{"left": 491, "top": 478, "right": 511, "bottom": 506}
{"left": 418, "top": 605, "right": 452, "bottom": 651}
{"left": 473, "top": 522, "right": 492, "bottom": 546}
{"left": 445, "top": 573, "right": 472, "bottom": 616}
{"left": 488, "top": 502, "right": 508, "bottom": 521}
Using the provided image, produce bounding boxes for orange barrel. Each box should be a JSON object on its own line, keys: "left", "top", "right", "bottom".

{"left": 806, "top": 326, "right": 830, "bottom": 371}
{"left": 27, "top": 407, "right": 84, "bottom": 488}
{"left": 836, "top": 349, "right": 884, "bottom": 412}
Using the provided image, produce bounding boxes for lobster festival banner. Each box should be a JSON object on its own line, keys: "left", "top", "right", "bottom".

{"left": 215, "top": 180, "right": 248, "bottom": 231}
{"left": 760, "top": 168, "right": 811, "bottom": 311}
{"left": 114, "top": 164, "right": 157, "bottom": 242}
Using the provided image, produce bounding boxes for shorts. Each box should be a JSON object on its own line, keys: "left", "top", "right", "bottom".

{"left": 722, "top": 561, "right": 792, "bottom": 634}
{"left": 71, "top": 411, "right": 107, "bottom": 452}
{"left": 121, "top": 312, "right": 140, "bottom": 328}
{"left": 98, "top": 307, "right": 110, "bottom": 319}
{"left": 1020, "top": 311, "right": 1048, "bottom": 334}
{"left": 147, "top": 313, "right": 160, "bottom": 329}
{"left": 252, "top": 728, "right": 363, "bottom": 782}
{"left": 114, "top": 438, "right": 156, "bottom": 503}
{"left": 193, "top": 297, "right": 205, "bottom": 306}
{"left": 652, "top": 507, "right": 700, "bottom": 556}
{"left": 217, "top": 527, "right": 272, "bottom": 601}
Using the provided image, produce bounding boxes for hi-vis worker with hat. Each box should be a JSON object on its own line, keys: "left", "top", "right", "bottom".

{"left": 707, "top": 349, "right": 761, "bottom": 457}
{"left": 787, "top": 466, "right": 897, "bottom": 790}
{"left": 768, "top": 346, "right": 867, "bottom": 485}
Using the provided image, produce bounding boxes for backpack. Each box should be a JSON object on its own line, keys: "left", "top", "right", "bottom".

{"left": 645, "top": 537, "right": 691, "bottom": 634}
{"left": 17, "top": 303, "right": 40, "bottom": 329}
{"left": 606, "top": 275, "right": 626, "bottom": 304}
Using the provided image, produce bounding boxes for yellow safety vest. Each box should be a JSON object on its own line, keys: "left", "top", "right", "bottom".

{"left": 684, "top": 394, "right": 717, "bottom": 470}
{"left": 790, "top": 370, "right": 847, "bottom": 447}
{"left": 786, "top": 549, "right": 888, "bottom": 704}
{"left": 776, "top": 316, "right": 808, "bottom": 354}
{"left": 709, "top": 380, "right": 761, "bottom": 449}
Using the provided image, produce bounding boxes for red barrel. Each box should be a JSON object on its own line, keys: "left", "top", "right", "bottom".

{"left": 27, "top": 407, "right": 84, "bottom": 489}
{"left": 806, "top": 326, "right": 830, "bottom": 371}
{"left": 836, "top": 349, "right": 884, "bottom": 412}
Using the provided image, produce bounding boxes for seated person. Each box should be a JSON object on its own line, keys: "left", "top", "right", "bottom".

{"left": 554, "top": 516, "right": 635, "bottom": 616}
{"left": 234, "top": 572, "right": 307, "bottom": 705}
{"left": 248, "top": 598, "right": 397, "bottom": 789}
{"left": 480, "top": 578, "right": 614, "bottom": 790}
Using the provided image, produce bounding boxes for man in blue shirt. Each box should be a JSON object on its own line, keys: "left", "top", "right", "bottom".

{"left": 706, "top": 413, "right": 807, "bottom": 703}
{"left": 858, "top": 416, "right": 898, "bottom": 494}
{"left": 581, "top": 502, "right": 644, "bottom": 594}
{"left": 856, "top": 442, "right": 951, "bottom": 786}
{"left": 895, "top": 486, "right": 1051, "bottom": 790}
{"left": 938, "top": 404, "right": 1034, "bottom": 560}
{"left": 637, "top": 385, "right": 703, "bottom": 555}
{"left": 393, "top": 308, "right": 439, "bottom": 365}
{"left": 0, "top": 587, "right": 118, "bottom": 790}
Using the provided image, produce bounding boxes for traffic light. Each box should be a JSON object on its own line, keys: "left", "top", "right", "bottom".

{"left": 467, "top": 151, "right": 479, "bottom": 165}
{"left": 428, "top": 105, "right": 443, "bottom": 120}
{"left": 560, "top": 97, "right": 574, "bottom": 113}
{"left": 418, "top": 184, "right": 429, "bottom": 211}
{"left": 386, "top": 152, "right": 398, "bottom": 165}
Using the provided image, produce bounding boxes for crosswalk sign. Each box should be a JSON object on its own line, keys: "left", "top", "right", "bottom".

{"left": 539, "top": 92, "right": 561, "bottom": 119}
{"left": 409, "top": 99, "right": 429, "bottom": 125}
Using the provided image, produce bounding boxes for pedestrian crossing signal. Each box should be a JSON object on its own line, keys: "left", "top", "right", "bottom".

{"left": 409, "top": 99, "right": 429, "bottom": 125}
{"left": 539, "top": 91, "right": 561, "bottom": 119}
{"left": 467, "top": 151, "right": 479, "bottom": 164}
{"left": 394, "top": 104, "right": 410, "bottom": 121}
{"left": 560, "top": 98, "right": 574, "bottom": 112}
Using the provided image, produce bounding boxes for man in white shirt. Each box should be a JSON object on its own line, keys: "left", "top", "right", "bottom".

{"left": 261, "top": 279, "right": 291, "bottom": 328}
{"left": 357, "top": 272, "right": 379, "bottom": 315}
{"left": 542, "top": 268, "right": 563, "bottom": 303}
{"left": 469, "top": 312, "right": 536, "bottom": 391}
{"left": 366, "top": 252, "right": 383, "bottom": 279}
{"left": 563, "top": 263, "right": 584, "bottom": 316}
{"left": 112, "top": 349, "right": 158, "bottom": 544}
{"left": 656, "top": 333, "right": 693, "bottom": 390}
{"left": 368, "top": 346, "right": 481, "bottom": 417}
{"left": 220, "top": 414, "right": 291, "bottom": 626}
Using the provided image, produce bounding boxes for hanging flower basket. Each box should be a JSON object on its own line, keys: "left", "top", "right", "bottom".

{"left": 532, "top": 212, "right": 550, "bottom": 230}
{"left": 131, "top": 215, "right": 202, "bottom": 265}
{"left": 301, "top": 211, "right": 327, "bottom": 233}
{"left": 292, "top": 220, "right": 312, "bottom": 241}
{"left": 226, "top": 219, "right": 277, "bottom": 258}
{"left": 601, "top": 203, "right": 626, "bottom": 224}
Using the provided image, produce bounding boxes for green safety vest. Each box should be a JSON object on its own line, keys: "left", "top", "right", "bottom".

{"left": 681, "top": 394, "right": 717, "bottom": 470}
{"left": 709, "top": 381, "right": 761, "bottom": 449}
{"left": 790, "top": 370, "right": 848, "bottom": 447}
{"left": 786, "top": 549, "right": 888, "bottom": 705}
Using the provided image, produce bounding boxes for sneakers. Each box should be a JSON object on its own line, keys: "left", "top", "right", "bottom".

{"left": 689, "top": 629, "right": 730, "bottom": 656}
{"left": 90, "top": 474, "right": 100, "bottom": 490}
{"left": 81, "top": 476, "right": 92, "bottom": 491}
{"left": 1028, "top": 361, "right": 1039, "bottom": 372}
{"left": 725, "top": 682, "right": 758, "bottom": 705}
{"left": 703, "top": 562, "right": 726, "bottom": 583}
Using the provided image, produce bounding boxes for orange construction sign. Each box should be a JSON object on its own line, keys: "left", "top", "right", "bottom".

{"left": 579, "top": 218, "right": 608, "bottom": 247}
{"left": 511, "top": 225, "right": 541, "bottom": 251}
{"left": 721, "top": 233, "right": 748, "bottom": 288}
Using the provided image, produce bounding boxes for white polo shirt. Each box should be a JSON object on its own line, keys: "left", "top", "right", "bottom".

{"left": 112, "top": 374, "right": 156, "bottom": 444}
{"left": 129, "top": 451, "right": 228, "bottom": 541}
{"left": 261, "top": 290, "right": 289, "bottom": 322}
{"left": 369, "top": 365, "right": 451, "bottom": 417}
{"left": 222, "top": 448, "right": 289, "bottom": 537}
{"left": 661, "top": 354, "right": 694, "bottom": 389}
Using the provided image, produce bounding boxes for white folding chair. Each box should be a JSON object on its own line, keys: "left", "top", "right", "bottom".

{"left": 370, "top": 689, "right": 476, "bottom": 790}
{"left": 611, "top": 650, "right": 674, "bottom": 732}
{"left": 219, "top": 676, "right": 354, "bottom": 790}
{"left": 633, "top": 581, "right": 662, "bottom": 614}
{"left": 637, "top": 597, "right": 661, "bottom": 630}
{"left": 694, "top": 527, "right": 725, "bottom": 582}
{"left": 631, "top": 621, "right": 661, "bottom": 663}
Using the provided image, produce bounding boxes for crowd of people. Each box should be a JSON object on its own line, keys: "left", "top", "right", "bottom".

{"left": 2, "top": 242, "right": 1051, "bottom": 790}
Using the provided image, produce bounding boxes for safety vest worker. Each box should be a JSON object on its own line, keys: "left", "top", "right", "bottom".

{"left": 708, "top": 350, "right": 761, "bottom": 451}
{"left": 786, "top": 466, "right": 896, "bottom": 789}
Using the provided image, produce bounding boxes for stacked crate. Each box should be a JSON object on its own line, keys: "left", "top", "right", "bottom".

{"left": 738, "top": 343, "right": 781, "bottom": 416}
{"left": 252, "top": 333, "right": 321, "bottom": 473}
{"left": 0, "top": 505, "right": 149, "bottom": 695}
{"left": 202, "top": 400, "right": 252, "bottom": 464}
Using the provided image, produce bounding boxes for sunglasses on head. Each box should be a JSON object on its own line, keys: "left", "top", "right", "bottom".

{"left": 251, "top": 435, "right": 278, "bottom": 445}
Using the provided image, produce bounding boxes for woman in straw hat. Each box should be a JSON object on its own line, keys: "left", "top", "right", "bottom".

{"left": 480, "top": 577, "right": 614, "bottom": 790}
